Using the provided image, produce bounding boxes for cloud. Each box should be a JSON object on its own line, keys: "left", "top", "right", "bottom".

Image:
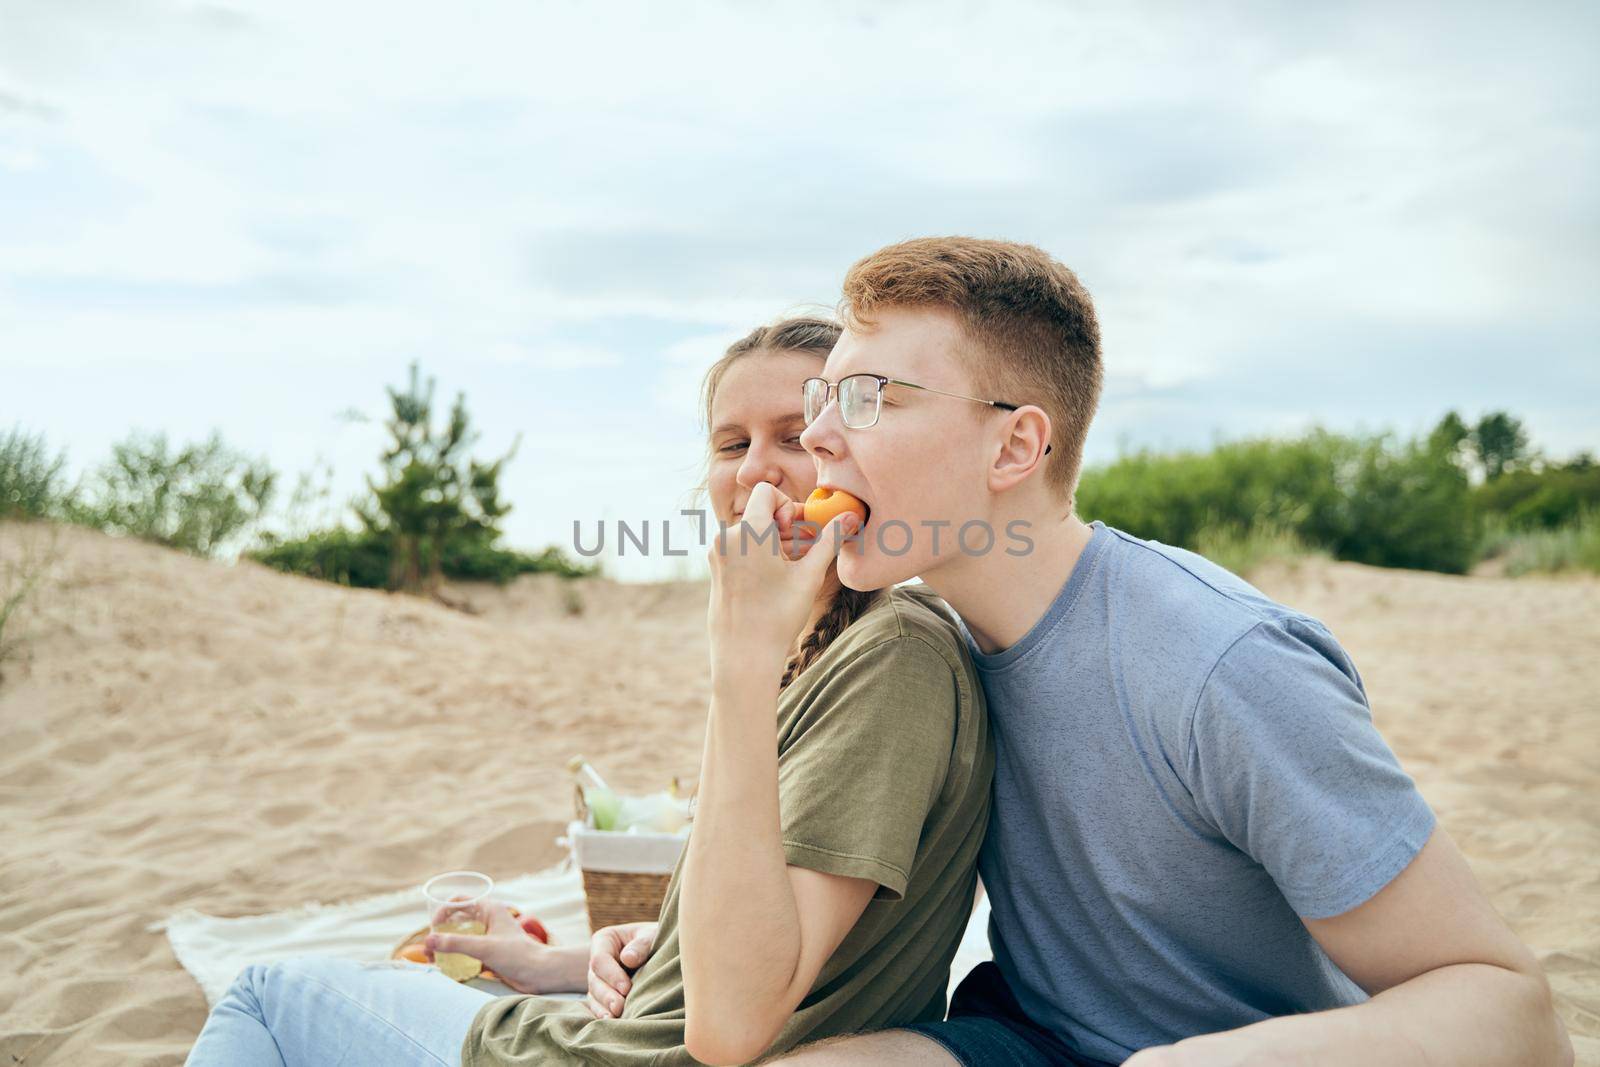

{"left": 484, "top": 341, "right": 623, "bottom": 370}
{"left": 1, "top": 0, "right": 1595, "bottom": 577}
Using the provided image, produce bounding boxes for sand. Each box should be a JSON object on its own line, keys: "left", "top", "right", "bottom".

{"left": 1, "top": 521, "right": 1596, "bottom": 1065}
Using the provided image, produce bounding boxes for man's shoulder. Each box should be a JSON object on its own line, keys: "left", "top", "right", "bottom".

{"left": 1100, "top": 524, "right": 1323, "bottom": 637}
{"left": 1095, "top": 525, "right": 1344, "bottom": 704}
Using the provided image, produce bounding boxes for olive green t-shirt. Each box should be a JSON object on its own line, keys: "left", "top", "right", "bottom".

{"left": 462, "top": 583, "right": 994, "bottom": 1066}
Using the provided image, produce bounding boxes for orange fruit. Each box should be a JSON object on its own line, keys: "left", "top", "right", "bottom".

{"left": 520, "top": 914, "right": 550, "bottom": 943}
{"left": 398, "top": 943, "right": 430, "bottom": 964}
{"left": 803, "top": 488, "right": 868, "bottom": 528}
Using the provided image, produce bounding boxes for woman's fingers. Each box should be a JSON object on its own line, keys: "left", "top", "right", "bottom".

{"left": 587, "top": 968, "right": 626, "bottom": 1017}
{"left": 745, "top": 481, "right": 781, "bottom": 522}
{"left": 800, "top": 512, "right": 857, "bottom": 576}
{"left": 426, "top": 932, "right": 493, "bottom": 958}
{"left": 589, "top": 932, "right": 633, "bottom": 995}
{"left": 620, "top": 929, "right": 655, "bottom": 967}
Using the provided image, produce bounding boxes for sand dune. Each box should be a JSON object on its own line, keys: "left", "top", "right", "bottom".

{"left": 1, "top": 522, "right": 1595, "bottom": 1064}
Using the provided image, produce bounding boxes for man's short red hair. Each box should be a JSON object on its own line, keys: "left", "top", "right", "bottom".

{"left": 840, "top": 236, "right": 1103, "bottom": 500}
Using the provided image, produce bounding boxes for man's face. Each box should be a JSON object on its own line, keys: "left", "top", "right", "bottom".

{"left": 800, "top": 306, "right": 997, "bottom": 590}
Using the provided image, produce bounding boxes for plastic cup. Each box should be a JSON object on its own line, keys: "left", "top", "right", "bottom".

{"left": 423, "top": 870, "right": 492, "bottom": 981}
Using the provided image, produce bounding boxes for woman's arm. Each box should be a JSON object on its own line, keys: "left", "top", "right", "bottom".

{"left": 679, "top": 484, "right": 870, "bottom": 1066}
{"left": 680, "top": 663, "right": 878, "bottom": 1065}
{"left": 424, "top": 902, "right": 589, "bottom": 993}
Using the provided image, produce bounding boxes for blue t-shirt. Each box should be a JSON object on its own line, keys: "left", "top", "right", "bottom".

{"left": 958, "top": 522, "right": 1436, "bottom": 1063}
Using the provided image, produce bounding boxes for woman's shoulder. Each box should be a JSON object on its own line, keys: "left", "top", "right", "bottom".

{"left": 826, "top": 582, "right": 977, "bottom": 685}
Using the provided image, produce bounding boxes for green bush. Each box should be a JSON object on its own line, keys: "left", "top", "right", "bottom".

{"left": 355, "top": 363, "right": 519, "bottom": 594}
{"left": 1193, "top": 522, "right": 1325, "bottom": 578}
{"left": 1075, "top": 432, "right": 1355, "bottom": 553}
{"left": 249, "top": 527, "right": 595, "bottom": 587}
{"left": 439, "top": 538, "right": 597, "bottom": 582}
{"left": 1078, "top": 417, "right": 1480, "bottom": 575}
{"left": 249, "top": 528, "right": 392, "bottom": 588}
{"left": 0, "top": 525, "right": 63, "bottom": 684}
{"left": 1501, "top": 511, "right": 1600, "bottom": 576}
{"left": 70, "top": 430, "right": 276, "bottom": 557}
{"left": 0, "top": 426, "right": 72, "bottom": 520}
{"left": 249, "top": 363, "right": 594, "bottom": 594}
{"left": 1337, "top": 433, "right": 1479, "bottom": 574}
{"left": 1473, "top": 460, "right": 1600, "bottom": 531}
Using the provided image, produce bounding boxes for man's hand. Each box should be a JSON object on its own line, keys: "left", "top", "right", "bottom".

{"left": 584, "top": 921, "right": 659, "bottom": 1019}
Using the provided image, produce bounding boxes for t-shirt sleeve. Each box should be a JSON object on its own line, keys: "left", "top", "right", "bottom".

{"left": 1185, "top": 618, "right": 1437, "bottom": 920}
{"left": 777, "top": 634, "right": 959, "bottom": 901}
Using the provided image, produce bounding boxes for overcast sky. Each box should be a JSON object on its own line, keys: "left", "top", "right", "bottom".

{"left": 3, "top": 0, "right": 1596, "bottom": 579}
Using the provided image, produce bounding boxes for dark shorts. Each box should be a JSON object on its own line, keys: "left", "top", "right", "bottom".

{"left": 901, "top": 962, "right": 1112, "bottom": 1067}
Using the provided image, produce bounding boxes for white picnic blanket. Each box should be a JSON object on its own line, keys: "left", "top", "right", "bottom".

{"left": 160, "top": 859, "right": 994, "bottom": 1009}
{"left": 160, "top": 861, "right": 591, "bottom": 1006}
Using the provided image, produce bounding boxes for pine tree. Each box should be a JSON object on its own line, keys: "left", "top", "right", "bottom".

{"left": 355, "top": 363, "right": 519, "bottom": 595}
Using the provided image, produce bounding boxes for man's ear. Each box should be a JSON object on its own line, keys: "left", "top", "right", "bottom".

{"left": 989, "top": 405, "right": 1052, "bottom": 492}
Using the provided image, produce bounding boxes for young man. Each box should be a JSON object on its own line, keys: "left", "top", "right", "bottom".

{"left": 755, "top": 237, "right": 1571, "bottom": 1065}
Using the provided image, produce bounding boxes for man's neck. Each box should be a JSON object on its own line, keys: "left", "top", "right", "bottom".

{"left": 922, "top": 512, "right": 1096, "bottom": 656}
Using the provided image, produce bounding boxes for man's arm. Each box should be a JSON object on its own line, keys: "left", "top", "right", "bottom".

{"left": 1127, "top": 826, "right": 1573, "bottom": 1067}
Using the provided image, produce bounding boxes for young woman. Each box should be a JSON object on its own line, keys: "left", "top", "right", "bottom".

{"left": 186, "top": 317, "right": 993, "bottom": 1066}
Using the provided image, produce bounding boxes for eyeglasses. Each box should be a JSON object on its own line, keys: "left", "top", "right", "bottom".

{"left": 802, "top": 373, "right": 1051, "bottom": 454}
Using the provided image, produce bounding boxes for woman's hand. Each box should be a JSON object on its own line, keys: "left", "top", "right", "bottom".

{"left": 583, "top": 921, "right": 659, "bottom": 1019}
{"left": 708, "top": 481, "right": 859, "bottom": 676}
{"left": 423, "top": 900, "right": 579, "bottom": 995}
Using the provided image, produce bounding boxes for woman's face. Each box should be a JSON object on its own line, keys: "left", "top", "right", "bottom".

{"left": 706, "top": 350, "right": 821, "bottom": 525}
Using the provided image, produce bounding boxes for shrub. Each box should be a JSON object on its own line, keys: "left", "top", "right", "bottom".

{"left": 1501, "top": 511, "right": 1600, "bottom": 576}
{"left": 1193, "top": 522, "right": 1324, "bottom": 578}
{"left": 0, "top": 524, "right": 62, "bottom": 684}
{"left": 1078, "top": 417, "right": 1479, "bottom": 575}
{"left": 71, "top": 430, "right": 276, "bottom": 557}
{"left": 1474, "top": 460, "right": 1600, "bottom": 531}
{"left": 1336, "top": 433, "right": 1479, "bottom": 574}
{"left": 0, "top": 426, "right": 71, "bottom": 520}
{"left": 249, "top": 527, "right": 595, "bottom": 587}
{"left": 439, "top": 539, "right": 597, "bottom": 583}
{"left": 249, "top": 528, "right": 392, "bottom": 588}
{"left": 1076, "top": 432, "right": 1355, "bottom": 552}
{"left": 354, "top": 363, "right": 520, "bottom": 594}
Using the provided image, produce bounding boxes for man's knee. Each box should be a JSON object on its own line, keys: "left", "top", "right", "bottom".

{"left": 765, "top": 1028, "right": 961, "bottom": 1065}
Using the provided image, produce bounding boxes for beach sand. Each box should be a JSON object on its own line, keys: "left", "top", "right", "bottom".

{"left": 1, "top": 521, "right": 1596, "bottom": 1064}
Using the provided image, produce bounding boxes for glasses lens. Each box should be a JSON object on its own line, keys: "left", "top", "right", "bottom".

{"left": 802, "top": 378, "right": 828, "bottom": 424}
{"left": 838, "top": 375, "right": 879, "bottom": 428}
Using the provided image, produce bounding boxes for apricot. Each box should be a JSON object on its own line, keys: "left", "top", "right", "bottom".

{"left": 520, "top": 914, "right": 550, "bottom": 943}
{"left": 803, "top": 487, "right": 868, "bottom": 529}
{"left": 398, "top": 943, "right": 430, "bottom": 964}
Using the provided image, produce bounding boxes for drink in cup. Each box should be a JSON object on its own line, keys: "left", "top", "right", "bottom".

{"left": 422, "top": 870, "right": 492, "bottom": 982}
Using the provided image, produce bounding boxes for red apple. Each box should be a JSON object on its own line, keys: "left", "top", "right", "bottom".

{"left": 519, "top": 914, "right": 550, "bottom": 943}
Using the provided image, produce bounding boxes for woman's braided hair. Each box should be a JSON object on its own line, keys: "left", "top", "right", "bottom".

{"left": 699, "top": 313, "right": 881, "bottom": 693}
{"left": 778, "top": 584, "right": 878, "bottom": 691}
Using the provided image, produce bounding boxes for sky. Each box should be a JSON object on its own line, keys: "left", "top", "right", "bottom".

{"left": 3, "top": 0, "right": 1596, "bottom": 579}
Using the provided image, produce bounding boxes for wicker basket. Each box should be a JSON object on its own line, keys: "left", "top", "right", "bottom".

{"left": 578, "top": 868, "right": 675, "bottom": 930}
{"left": 565, "top": 821, "right": 687, "bottom": 933}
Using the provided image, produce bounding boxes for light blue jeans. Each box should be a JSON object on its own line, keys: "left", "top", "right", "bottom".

{"left": 186, "top": 957, "right": 495, "bottom": 1066}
